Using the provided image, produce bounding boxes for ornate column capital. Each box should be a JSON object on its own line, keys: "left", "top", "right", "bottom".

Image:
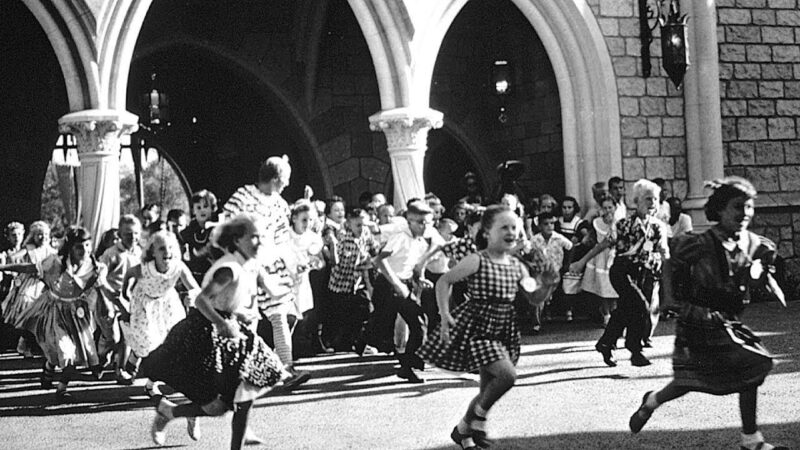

{"left": 368, "top": 107, "right": 443, "bottom": 150}
{"left": 57, "top": 109, "right": 138, "bottom": 246}
{"left": 369, "top": 108, "right": 443, "bottom": 209}
{"left": 58, "top": 109, "right": 139, "bottom": 155}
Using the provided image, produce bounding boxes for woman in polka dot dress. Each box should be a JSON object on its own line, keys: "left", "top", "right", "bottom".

{"left": 418, "top": 205, "right": 540, "bottom": 450}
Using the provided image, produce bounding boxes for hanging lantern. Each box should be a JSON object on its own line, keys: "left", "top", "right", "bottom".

{"left": 660, "top": 3, "right": 690, "bottom": 89}
{"left": 639, "top": 0, "right": 690, "bottom": 89}
{"left": 141, "top": 72, "right": 169, "bottom": 127}
{"left": 490, "top": 60, "right": 513, "bottom": 96}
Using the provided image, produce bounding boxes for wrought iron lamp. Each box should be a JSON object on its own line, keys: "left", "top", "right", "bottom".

{"left": 141, "top": 72, "right": 169, "bottom": 128}
{"left": 639, "top": 0, "right": 689, "bottom": 89}
{"left": 490, "top": 60, "right": 513, "bottom": 123}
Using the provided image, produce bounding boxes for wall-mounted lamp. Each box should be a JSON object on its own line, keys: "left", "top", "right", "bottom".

{"left": 639, "top": 0, "right": 690, "bottom": 89}
{"left": 490, "top": 60, "right": 513, "bottom": 123}
{"left": 141, "top": 72, "right": 169, "bottom": 128}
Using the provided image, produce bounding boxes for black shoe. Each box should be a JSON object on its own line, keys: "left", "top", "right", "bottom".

{"left": 450, "top": 426, "right": 481, "bottom": 450}
{"left": 41, "top": 362, "right": 55, "bottom": 389}
{"left": 353, "top": 338, "right": 367, "bottom": 356}
{"left": 630, "top": 352, "right": 651, "bottom": 367}
{"left": 397, "top": 367, "right": 424, "bottom": 384}
{"left": 55, "top": 389, "right": 74, "bottom": 403}
{"left": 90, "top": 364, "right": 104, "bottom": 381}
{"left": 629, "top": 391, "right": 653, "bottom": 433}
{"left": 282, "top": 369, "right": 312, "bottom": 390}
{"left": 595, "top": 343, "right": 617, "bottom": 367}
{"left": 409, "top": 354, "right": 425, "bottom": 371}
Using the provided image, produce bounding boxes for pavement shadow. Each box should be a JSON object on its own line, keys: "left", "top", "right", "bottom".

{"left": 0, "top": 384, "right": 156, "bottom": 416}
{"left": 423, "top": 422, "right": 800, "bottom": 450}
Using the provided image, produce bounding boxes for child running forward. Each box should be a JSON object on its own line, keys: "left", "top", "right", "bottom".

{"left": 418, "top": 205, "right": 540, "bottom": 450}
{"left": 119, "top": 230, "right": 201, "bottom": 398}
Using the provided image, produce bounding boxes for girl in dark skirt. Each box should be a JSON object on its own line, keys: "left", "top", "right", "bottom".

{"left": 628, "top": 177, "right": 788, "bottom": 450}
{"left": 417, "top": 205, "right": 539, "bottom": 450}
{"left": 141, "top": 215, "right": 284, "bottom": 449}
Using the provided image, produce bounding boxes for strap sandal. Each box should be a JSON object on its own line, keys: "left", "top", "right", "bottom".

{"left": 470, "top": 417, "right": 493, "bottom": 448}
{"left": 629, "top": 391, "right": 654, "bottom": 433}
{"left": 145, "top": 381, "right": 163, "bottom": 399}
{"left": 451, "top": 426, "right": 482, "bottom": 450}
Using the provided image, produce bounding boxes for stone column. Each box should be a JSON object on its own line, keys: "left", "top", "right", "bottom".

{"left": 682, "top": 0, "right": 725, "bottom": 228}
{"left": 369, "top": 108, "right": 444, "bottom": 209}
{"left": 58, "top": 110, "right": 139, "bottom": 246}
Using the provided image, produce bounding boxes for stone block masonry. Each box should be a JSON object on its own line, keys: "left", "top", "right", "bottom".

{"left": 718, "top": 0, "right": 800, "bottom": 293}
{"left": 595, "top": 1, "right": 800, "bottom": 291}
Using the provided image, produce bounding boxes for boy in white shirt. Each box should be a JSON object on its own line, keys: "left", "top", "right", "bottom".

{"left": 373, "top": 201, "right": 435, "bottom": 383}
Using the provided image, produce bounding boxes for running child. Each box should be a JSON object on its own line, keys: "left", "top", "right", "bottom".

{"left": 119, "top": 230, "right": 201, "bottom": 397}
{"left": 417, "top": 205, "right": 541, "bottom": 449}
{"left": 8, "top": 226, "right": 109, "bottom": 401}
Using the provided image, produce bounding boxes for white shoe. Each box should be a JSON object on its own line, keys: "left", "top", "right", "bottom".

{"left": 362, "top": 345, "right": 379, "bottom": 355}
{"left": 151, "top": 398, "right": 174, "bottom": 446}
{"left": 244, "top": 428, "right": 266, "bottom": 445}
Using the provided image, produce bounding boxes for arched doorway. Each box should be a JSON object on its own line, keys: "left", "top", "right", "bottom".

{"left": 431, "top": 0, "right": 563, "bottom": 205}
{"left": 0, "top": 1, "right": 69, "bottom": 229}
{"left": 127, "top": 47, "right": 320, "bottom": 204}
{"left": 353, "top": 0, "right": 621, "bottom": 208}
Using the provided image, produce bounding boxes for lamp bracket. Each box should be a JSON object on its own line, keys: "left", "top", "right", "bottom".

{"left": 639, "top": 0, "right": 684, "bottom": 78}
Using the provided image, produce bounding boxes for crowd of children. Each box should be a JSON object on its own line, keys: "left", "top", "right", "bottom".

{"left": 0, "top": 159, "right": 791, "bottom": 450}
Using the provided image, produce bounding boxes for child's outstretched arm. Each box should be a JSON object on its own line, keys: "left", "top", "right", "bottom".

{"left": 177, "top": 261, "right": 202, "bottom": 308}
{"left": 435, "top": 253, "right": 480, "bottom": 344}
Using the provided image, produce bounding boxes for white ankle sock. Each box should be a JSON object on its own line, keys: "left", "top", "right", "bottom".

{"left": 741, "top": 431, "right": 769, "bottom": 450}
{"left": 644, "top": 392, "right": 660, "bottom": 410}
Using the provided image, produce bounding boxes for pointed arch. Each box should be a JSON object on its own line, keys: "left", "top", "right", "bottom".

{"left": 133, "top": 37, "right": 334, "bottom": 199}
{"left": 355, "top": 0, "right": 622, "bottom": 207}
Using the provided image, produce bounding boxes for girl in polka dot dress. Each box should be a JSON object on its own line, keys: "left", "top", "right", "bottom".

{"left": 418, "top": 205, "right": 540, "bottom": 450}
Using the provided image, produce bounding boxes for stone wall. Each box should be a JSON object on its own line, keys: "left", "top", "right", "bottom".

{"left": 716, "top": 0, "right": 800, "bottom": 293}
{"left": 589, "top": 0, "right": 800, "bottom": 294}
{"left": 310, "top": 2, "right": 388, "bottom": 203}
{"left": 588, "top": 0, "right": 689, "bottom": 202}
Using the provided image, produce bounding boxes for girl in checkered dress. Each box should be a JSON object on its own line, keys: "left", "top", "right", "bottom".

{"left": 418, "top": 205, "right": 540, "bottom": 450}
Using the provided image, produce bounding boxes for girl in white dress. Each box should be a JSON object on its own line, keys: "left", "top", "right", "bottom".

{"left": 120, "top": 230, "right": 200, "bottom": 396}
{"left": 570, "top": 195, "right": 619, "bottom": 326}
{"left": 288, "top": 201, "right": 325, "bottom": 316}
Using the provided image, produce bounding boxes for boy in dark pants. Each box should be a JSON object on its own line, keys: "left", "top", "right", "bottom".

{"left": 326, "top": 208, "right": 379, "bottom": 354}
{"left": 373, "top": 201, "right": 435, "bottom": 383}
{"left": 595, "top": 179, "right": 669, "bottom": 367}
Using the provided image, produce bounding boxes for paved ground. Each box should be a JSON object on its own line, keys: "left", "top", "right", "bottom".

{"left": 1, "top": 301, "right": 798, "bottom": 450}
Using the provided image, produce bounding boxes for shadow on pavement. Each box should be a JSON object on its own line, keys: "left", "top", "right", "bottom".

{"left": 0, "top": 384, "right": 156, "bottom": 416}
{"left": 424, "top": 422, "right": 800, "bottom": 450}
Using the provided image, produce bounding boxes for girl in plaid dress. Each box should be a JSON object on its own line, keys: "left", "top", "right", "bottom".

{"left": 418, "top": 205, "right": 539, "bottom": 450}
{"left": 628, "top": 177, "right": 788, "bottom": 450}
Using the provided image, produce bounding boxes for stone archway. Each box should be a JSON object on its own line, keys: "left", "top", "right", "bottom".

{"left": 352, "top": 0, "right": 622, "bottom": 207}
{"left": 132, "top": 38, "right": 334, "bottom": 200}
